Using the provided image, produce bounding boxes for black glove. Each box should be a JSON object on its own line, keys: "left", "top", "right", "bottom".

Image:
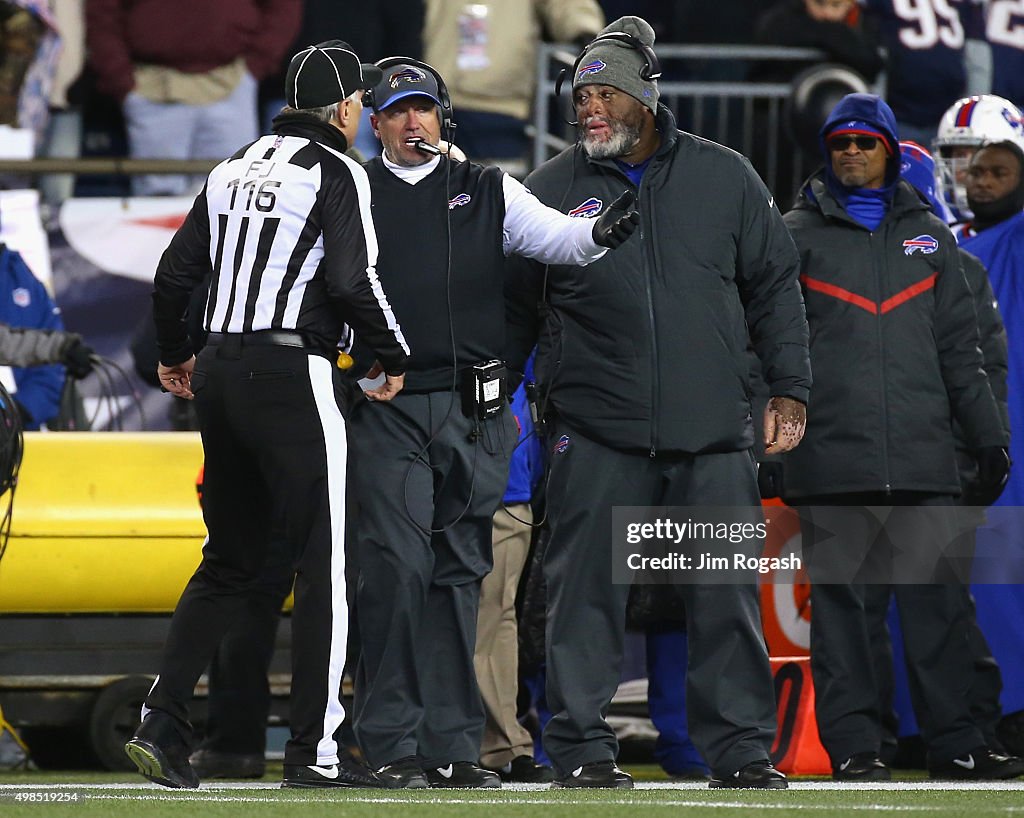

{"left": 592, "top": 190, "right": 640, "bottom": 249}
{"left": 966, "top": 446, "right": 1011, "bottom": 506}
{"left": 757, "top": 461, "right": 785, "bottom": 500}
{"left": 62, "top": 339, "right": 95, "bottom": 379}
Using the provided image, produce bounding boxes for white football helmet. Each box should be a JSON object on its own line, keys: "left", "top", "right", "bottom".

{"left": 933, "top": 94, "right": 1024, "bottom": 218}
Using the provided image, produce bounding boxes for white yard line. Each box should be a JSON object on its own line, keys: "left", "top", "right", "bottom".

{"left": 4, "top": 781, "right": 1024, "bottom": 791}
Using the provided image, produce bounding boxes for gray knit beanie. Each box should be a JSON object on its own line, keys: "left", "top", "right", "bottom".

{"left": 573, "top": 16, "right": 659, "bottom": 114}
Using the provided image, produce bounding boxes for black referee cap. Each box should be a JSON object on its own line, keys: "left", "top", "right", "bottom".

{"left": 286, "top": 41, "right": 383, "bottom": 110}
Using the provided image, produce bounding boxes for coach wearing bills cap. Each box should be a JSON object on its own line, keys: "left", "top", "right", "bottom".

{"left": 125, "top": 39, "right": 410, "bottom": 792}
{"left": 504, "top": 15, "right": 810, "bottom": 790}
{"left": 780, "top": 92, "right": 1016, "bottom": 781}
{"left": 346, "top": 56, "right": 640, "bottom": 790}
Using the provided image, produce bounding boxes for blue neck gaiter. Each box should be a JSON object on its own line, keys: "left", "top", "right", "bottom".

{"left": 843, "top": 185, "right": 893, "bottom": 231}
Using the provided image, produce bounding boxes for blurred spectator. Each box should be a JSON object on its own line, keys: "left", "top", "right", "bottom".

{"left": 987, "top": 1, "right": 1024, "bottom": 108}
{"left": 860, "top": 0, "right": 970, "bottom": 146}
{"left": 84, "top": 1, "right": 300, "bottom": 196}
{"left": 666, "top": 0, "right": 763, "bottom": 43}
{"left": 38, "top": 0, "right": 84, "bottom": 206}
{"left": 0, "top": 242, "right": 67, "bottom": 428}
{"left": 960, "top": 0, "right": 990, "bottom": 96}
{"left": 0, "top": 1, "right": 59, "bottom": 147}
{"left": 424, "top": 0, "right": 604, "bottom": 173}
{"left": 754, "top": 0, "right": 882, "bottom": 84}
{"left": 753, "top": 0, "right": 882, "bottom": 205}
{"left": 597, "top": 2, "right": 672, "bottom": 40}
{"left": 258, "top": 0, "right": 425, "bottom": 157}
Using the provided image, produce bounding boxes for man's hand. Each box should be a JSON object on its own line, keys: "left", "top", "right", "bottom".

{"left": 966, "top": 446, "right": 1011, "bottom": 506}
{"left": 763, "top": 396, "right": 807, "bottom": 454}
{"left": 158, "top": 356, "right": 196, "bottom": 400}
{"left": 361, "top": 360, "right": 405, "bottom": 402}
{"left": 593, "top": 190, "right": 640, "bottom": 249}
{"left": 62, "top": 339, "right": 96, "bottom": 379}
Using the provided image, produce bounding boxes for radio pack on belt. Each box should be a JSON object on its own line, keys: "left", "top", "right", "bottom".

{"left": 461, "top": 360, "right": 507, "bottom": 420}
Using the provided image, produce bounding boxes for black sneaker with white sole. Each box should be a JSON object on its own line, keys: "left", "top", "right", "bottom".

{"left": 709, "top": 760, "right": 788, "bottom": 789}
{"left": 425, "top": 762, "right": 501, "bottom": 788}
{"left": 123, "top": 711, "right": 199, "bottom": 790}
{"left": 282, "top": 754, "right": 382, "bottom": 788}
{"left": 551, "top": 760, "right": 634, "bottom": 789}
{"left": 929, "top": 747, "right": 1024, "bottom": 780}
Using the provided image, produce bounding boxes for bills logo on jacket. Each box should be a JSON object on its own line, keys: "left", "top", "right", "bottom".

{"left": 553, "top": 434, "right": 571, "bottom": 454}
{"left": 448, "top": 193, "right": 471, "bottom": 210}
{"left": 902, "top": 235, "right": 938, "bottom": 256}
{"left": 568, "top": 197, "right": 603, "bottom": 218}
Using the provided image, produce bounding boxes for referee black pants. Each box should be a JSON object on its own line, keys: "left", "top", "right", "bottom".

{"left": 348, "top": 391, "right": 515, "bottom": 769}
{"left": 145, "top": 340, "right": 351, "bottom": 767}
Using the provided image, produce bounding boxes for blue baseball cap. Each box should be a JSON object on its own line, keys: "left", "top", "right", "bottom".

{"left": 371, "top": 62, "right": 443, "bottom": 111}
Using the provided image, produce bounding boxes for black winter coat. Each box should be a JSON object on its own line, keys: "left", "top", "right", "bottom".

{"left": 780, "top": 173, "right": 1007, "bottom": 499}
{"left": 505, "top": 105, "right": 810, "bottom": 456}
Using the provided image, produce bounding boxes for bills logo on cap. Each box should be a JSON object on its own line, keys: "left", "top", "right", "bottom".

{"left": 12, "top": 287, "right": 30, "bottom": 307}
{"left": 553, "top": 434, "right": 571, "bottom": 454}
{"left": 902, "top": 235, "right": 939, "bottom": 256}
{"left": 390, "top": 67, "right": 426, "bottom": 88}
{"left": 448, "top": 193, "right": 471, "bottom": 210}
{"left": 578, "top": 59, "right": 606, "bottom": 79}
{"left": 568, "top": 197, "right": 603, "bottom": 218}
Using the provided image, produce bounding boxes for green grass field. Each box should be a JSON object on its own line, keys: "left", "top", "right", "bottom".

{"left": 2, "top": 765, "right": 1022, "bottom": 818}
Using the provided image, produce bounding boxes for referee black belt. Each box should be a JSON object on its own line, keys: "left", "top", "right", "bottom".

{"left": 205, "top": 331, "right": 308, "bottom": 350}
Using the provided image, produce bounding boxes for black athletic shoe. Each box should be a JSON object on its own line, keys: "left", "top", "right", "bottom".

{"left": 189, "top": 749, "right": 265, "bottom": 779}
{"left": 833, "top": 752, "right": 891, "bottom": 781}
{"left": 425, "top": 762, "right": 501, "bottom": 788}
{"left": 375, "top": 756, "right": 429, "bottom": 789}
{"left": 124, "top": 711, "right": 199, "bottom": 789}
{"left": 492, "top": 755, "right": 556, "bottom": 783}
{"left": 929, "top": 747, "right": 1024, "bottom": 780}
{"left": 551, "top": 760, "right": 634, "bottom": 789}
{"left": 282, "top": 754, "right": 381, "bottom": 789}
{"left": 709, "top": 760, "right": 788, "bottom": 789}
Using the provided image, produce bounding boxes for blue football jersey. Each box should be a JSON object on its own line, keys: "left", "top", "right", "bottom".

{"left": 987, "top": 0, "right": 1024, "bottom": 107}
{"left": 862, "top": 0, "right": 967, "bottom": 126}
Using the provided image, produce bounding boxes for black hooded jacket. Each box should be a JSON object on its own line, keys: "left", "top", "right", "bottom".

{"left": 505, "top": 105, "right": 810, "bottom": 455}
{"left": 779, "top": 95, "right": 1006, "bottom": 498}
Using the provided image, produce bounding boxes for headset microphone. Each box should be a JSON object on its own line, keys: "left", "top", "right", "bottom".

{"left": 410, "top": 138, "right": 443, "bottom": 156}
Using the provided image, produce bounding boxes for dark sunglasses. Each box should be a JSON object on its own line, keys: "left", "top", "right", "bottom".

{"left": 827, "top": 134, "right": 880, "bottom": 152}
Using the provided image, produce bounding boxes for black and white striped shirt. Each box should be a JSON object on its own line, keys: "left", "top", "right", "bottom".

{"left": 153, "top": 116, "right": 409, "bottom": 375}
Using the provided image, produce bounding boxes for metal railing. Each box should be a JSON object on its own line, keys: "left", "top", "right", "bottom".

{"left": 533, "top": 43, "right": 830, "bottom": 199}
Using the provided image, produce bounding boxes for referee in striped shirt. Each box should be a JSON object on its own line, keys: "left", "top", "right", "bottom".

{"left": 125, "top": 41, "right": 409, "bottom": 790}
